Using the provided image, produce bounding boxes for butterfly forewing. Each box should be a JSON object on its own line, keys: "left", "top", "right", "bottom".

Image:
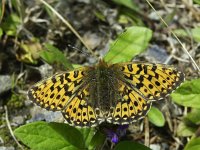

{"left": 114, "top": 63, "right": 185, "bottom": 101}
{"left": 28, "top": 67, "right": 89, "bottom": 111}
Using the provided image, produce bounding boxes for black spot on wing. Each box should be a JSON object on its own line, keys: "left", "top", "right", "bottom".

{"left": 136, "top": 64, "right": 143, "bottom": 74}
{"left": 65, "top": 73, "right": 71, "bottom": 82}
{"left": 51, "top": 77, "right": 57, "bottom": 83}
{"left": 127, "top": 64, "right": 133, "bottom": 72}
{"left": 124, "top": 74, "right": 134, "bottom": 80}
{"left": 73, "top": 71, "right": 79, "bottom": 78}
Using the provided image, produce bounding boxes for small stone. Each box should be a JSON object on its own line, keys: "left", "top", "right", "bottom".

{"left": 12, "top": 116, "right": 24, "bottom": 125}
{"left": 145, "top": 45, "right": 169, "bottom": 63}
{"left": 0, "top": 75, "right": 12, "bottom": 94}
{"left": 28, "top": 106, "right": 63, "bottom": 123}
{"left": 0, "top": 136, "right": 4, "bottom": 144}
{"left": 83, "top": 32, "right": 101, "bottom": 50}
{"left": 148, "top": 11, "right": 165, "bottom": 21}
{"left": 150, "top": 144, "right": 161, "bottom": 150}
{"left": 0, "top": 146, "right": 15, "bottom": 150}
{"left": 76, "top": 0, "right": 90, "bottom": 3}
{"left": 24, "top": 99, "right": 33, "bottom": 107}
{"left": 38, "top": 63, "right": 53, "bottom": 78}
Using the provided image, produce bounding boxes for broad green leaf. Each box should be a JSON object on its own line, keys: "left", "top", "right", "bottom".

{"left": 14, "top": 121, "right": 96, "bottom": 150}
{"left": 177, "top": 122, "right": 196, "bottom": 137}
{"left": 49, "top": 122, "right": 85, "bottom": 148}
{"left": 40, "top": 44, "right": 73, "bottom": 70}
{"left": 184, "top": 137, "right": 200, "bottom": 150}
{"left": 147, "top": 107, "right": 165, "bottom": 127}
{"left": 174, "top": 28, "right": 200, "bottom": 42}
{"left": 104, "top": 26, "right": 152, "bottom": 63}
{"left": 112, "top": 0, "right": 139, "bottom": 11}
{"left": 171, "top": 78, "right": 200, "bottom": 108}
{"left": 14, "top": 122, "right": 80, "bottom": 150}
{"left": 115, "top": 141, "right": 151, "bottom": 150}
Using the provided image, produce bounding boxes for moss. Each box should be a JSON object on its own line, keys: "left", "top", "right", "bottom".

{"left": 0, "top": 123, "right": 15, "bottom": 146}
{"left": 7, "top": 93, "right": 24, "bottom": 109}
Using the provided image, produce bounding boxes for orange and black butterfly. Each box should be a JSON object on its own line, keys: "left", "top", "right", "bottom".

{"left": 28, "top": 59, "right": 184, "bottom": 127}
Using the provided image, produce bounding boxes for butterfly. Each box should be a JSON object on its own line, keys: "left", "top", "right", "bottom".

{"left": 28, "top": 59, "right": 184, "bottom": 127}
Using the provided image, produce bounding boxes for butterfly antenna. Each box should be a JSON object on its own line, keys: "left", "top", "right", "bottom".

{"left": 146, "top": 0, "right": 200, "bottom": 74}
{"left": 39, "top": 0, "right": 99, "bottom": 60}
{"left": 68, "top": 44, "right": 91, "bottom": 57}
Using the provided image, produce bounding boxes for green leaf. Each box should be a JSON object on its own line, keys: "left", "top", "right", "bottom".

{"left": 112, "top": 0, "right": 139, "bottom": 11}
{"left": 104, "top": 26, "right": 152, "bottom": 63}
{"left": 115, "top": 141, "right": 151, "bottom": 150}
{"left": 77, "top": 127, "right": 96, "bottom": 149}
{"left": 177, "top": 122, "right": 196, "bottom": 137}
{"left": 174, "top": 28, "right": 200, "bottom": 42}
{"left": 40, "top": 44, "right": 73, "bottom": 70}
{"left": 0, "top": 2, "right": 2, "bottom": 18}
{"left": 0, "top": 28, "right": 3, "bottom": 38}
{"left": 193, "top": 0, "right": 200, "bottom": 5}
{"left": 161, "top": 10, "right": 176, "bottom": 28}
{"left": 14, "top": 121, "right": 96, "bottom": 150}
{"left": 171, "top": 78, "right": 200, "bottom": 108}
{"left": 88, "top": 130, "right": 106, "bottom": 150}
{"left": 147, "top": 107, "right": 165, "bottom": 127}
{"left": 184, "top": 137, "right": 200, "bottom": 150}
{"left": 0, "top": 13, "right": 21, "bottom": 36}
{"left": 185, "top": 109, "right": 200, "bottom": 125}
{"left": 177, "top": 109, "right": 200, "bottom": 137}
{"left": 94, "top": 11, "right": 106, "bottom": 22}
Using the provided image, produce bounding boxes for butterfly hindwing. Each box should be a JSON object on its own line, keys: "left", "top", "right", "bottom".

{"left": 62, "top": 86, "right": 103, "bottom": 127}
{"left": 107, "top": 81, "right": 152, "bottom": 124}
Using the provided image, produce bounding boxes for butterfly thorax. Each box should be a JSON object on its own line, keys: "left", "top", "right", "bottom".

{"left": 87, "top": 60, "right": 120, "bottom": 114}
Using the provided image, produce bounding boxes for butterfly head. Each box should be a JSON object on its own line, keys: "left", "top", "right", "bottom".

{"left": 97, "top": 59, "right": 109, "bottom": 67}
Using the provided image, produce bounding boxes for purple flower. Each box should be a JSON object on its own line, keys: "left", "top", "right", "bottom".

{"left": 103, "top": 124, "right": 129, "bottom": 144}
{"left": 111, "top": 133, "right": 119, "bottom": 143}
